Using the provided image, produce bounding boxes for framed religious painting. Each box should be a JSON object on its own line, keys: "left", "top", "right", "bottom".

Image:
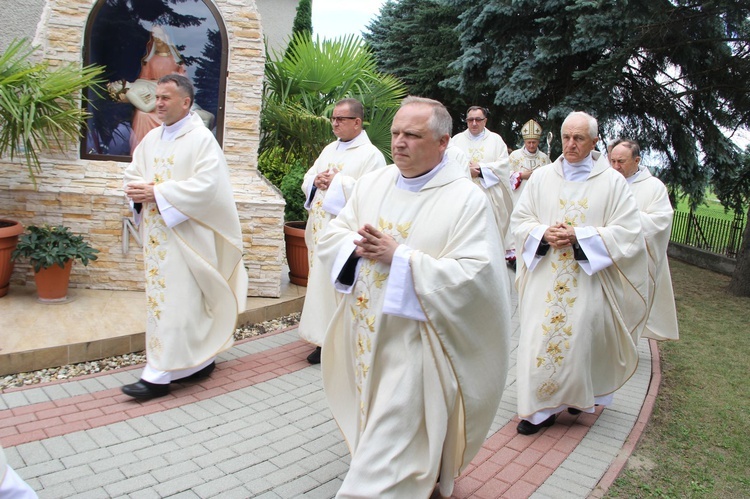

{"left": 81, "top": 0, "right": 228, "bottom": 161}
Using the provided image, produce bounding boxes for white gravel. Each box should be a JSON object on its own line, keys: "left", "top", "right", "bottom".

{"left": 0, "top": 312, "right": 300, "bottom": 392}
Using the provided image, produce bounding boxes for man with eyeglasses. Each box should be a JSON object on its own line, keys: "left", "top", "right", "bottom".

{"left": 298, "top": 98, "right": 387, "bottom": 365}
{"left": 450, "top": 106, "right": 513, "bottom": 247}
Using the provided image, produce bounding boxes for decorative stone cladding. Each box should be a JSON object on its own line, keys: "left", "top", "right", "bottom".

{"left": 0, "top": 0, "right": 285, "bottom": 297}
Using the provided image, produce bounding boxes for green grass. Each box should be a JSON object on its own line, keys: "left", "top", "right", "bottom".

{"left": 673, "top": 191, "right": 746, "bottom": 221}
{"left": 606, "top": 259, "right": 750, "bottom": 498}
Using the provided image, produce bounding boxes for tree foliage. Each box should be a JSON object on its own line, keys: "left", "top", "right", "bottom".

{"left": 363, "top": 0, "right": 477, "bottom": 135}
{"left": 445, "top": 0, "right": 750, "bottom": 208}
{"left": 292, "top": 0, "right": 313, "bottom": 36}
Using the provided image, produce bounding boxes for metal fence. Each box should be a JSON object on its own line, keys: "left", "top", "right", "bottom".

{"left": 671, "top": 210, "right": 747, "bottom": 258}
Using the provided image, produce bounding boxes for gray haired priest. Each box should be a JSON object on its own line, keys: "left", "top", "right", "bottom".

{"left": 511, "top": 111, "right": 648, "bottom": 435}
{"left": 318, "top": 96, "right": 511, "bottom": 497}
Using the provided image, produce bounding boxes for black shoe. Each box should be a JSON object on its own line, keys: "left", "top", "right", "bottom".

{"left": 307, "top": 346, "right": 322, "bottom": 365}
{"left": 121, "top": 379, "right": 170, "bottom": 400}
{"left": 517, "top": 415, "right": 556, "bottom": 435}
{"left": 506, "top": 257, "right": 517, "bottom": 271}
{"left": 567, "top": 408, "right": 582, "bottom": 415}
{"left": 177, "top": 361, "right": 216, "bottom": 383}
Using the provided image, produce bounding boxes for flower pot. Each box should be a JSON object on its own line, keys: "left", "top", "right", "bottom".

{"left": 34, "top": 259, "right": 73, "bottom": 302}
{"left": 284, "top": 221, "right": 309, "bottom": 287}
{"left": 0, "top": 219, "right": 24, "bottom": 298}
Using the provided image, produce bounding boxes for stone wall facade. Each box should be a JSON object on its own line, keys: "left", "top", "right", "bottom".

{"left": 0, "top": 0, "right": 286, "bottom": 297}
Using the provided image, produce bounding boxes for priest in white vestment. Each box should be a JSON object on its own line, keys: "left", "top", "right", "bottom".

{"left": 298, "top": 99, "right": 386, "bottom": 364}
{"left": 450, "top": 106, "right": 513, "bottom": 251}
{"left": 122, "top": 74, "right": 248, "bottom": 400}
{"left": 507, "top": 119, "right": 551, "bottom": 265}
{"left": 609, "top": 139, "right": 679, "bottom": 341}
{"left": 318, "top": 97, "right": 512, "bottom": 498}
{"left": 512, "top": 112, "right": 648, "bottom": 435}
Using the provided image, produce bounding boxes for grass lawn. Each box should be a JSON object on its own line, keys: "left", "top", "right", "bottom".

{"left": 606, "top": 259, "right": 750, "bottom": 498}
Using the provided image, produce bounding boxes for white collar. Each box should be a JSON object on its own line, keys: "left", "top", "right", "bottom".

{"left": 161, "top": 112, "right": 192, "bottom": 141}
{"left": 396, "top": 154, "right": 448, "bottom": 192}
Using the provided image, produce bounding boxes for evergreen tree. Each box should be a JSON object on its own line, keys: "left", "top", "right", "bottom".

{"left": 443, "top": 0, "right": 750, "bottom": 294}
{"left": 292, "top": 0, "right": 313, "bottom": 36}
{"left": 364, "top": 0, "right": 477, "bottom": 135}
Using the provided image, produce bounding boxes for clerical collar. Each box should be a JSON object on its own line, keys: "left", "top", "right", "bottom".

{"left": 161, "top": 112, "right": 192, "bottom": 142}
{"left": 626, "top": 167, "right": 642, "bottom": 184}
{"left": 561, "top": 153, "right": 594, "bottom": 182}
{"left": 522, "top": 147, "right": 537, "bottom": 157}
{"left": 468, "top": 129, "right": 486, "bottom": 141}
{"left": 396, "top": 154, "right": 448, "bottom": 192}
{"left": 336, "top": 130, "right": 364, "bottom": 151}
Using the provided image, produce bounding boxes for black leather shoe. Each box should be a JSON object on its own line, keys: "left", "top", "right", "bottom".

{"left": 517, "top": 414, "right": 556, "bottom": 435}
{"left": 177, "top": 361, "right": 216, "bottom": 382}
{"left": 307, "top": 346, "right": 322, "bottom": 365}
{"left": 567, "top": 408, "right": 582, "bottom": 415}
{"left": 121, "top": 379, "right": 170, "bottom": 400}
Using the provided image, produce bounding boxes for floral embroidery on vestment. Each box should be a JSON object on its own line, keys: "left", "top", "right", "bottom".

{"left": 535, "top": 198, "right": 588, "bottom": 401}
{"left": 351, "top": 216, "right": 409, "bottom": 422}
{"left": 142, "top": 153, "right": 174, "bottom": 361}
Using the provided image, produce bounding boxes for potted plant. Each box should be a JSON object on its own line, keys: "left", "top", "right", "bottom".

{"left": 11, "top": 225, "right": 99, "bottom": 301}
{"left": 0, "top": 38, "right": 103, "bottom": 297}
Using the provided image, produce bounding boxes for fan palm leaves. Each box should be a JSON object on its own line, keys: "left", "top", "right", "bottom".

{"left": 261, "top": 32, "right": 407, "bottom": 166}
{"left": 0, "top": 38, "right": 104, "bottom": 185}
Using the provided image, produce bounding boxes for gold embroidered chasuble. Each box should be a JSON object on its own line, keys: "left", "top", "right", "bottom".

{"left": 124, "top": 113, "right": 248, "bottom": 372}
{"left": 450, "top": 129, "right": 513, "bottom": 238}
{"left": 508, "top": 148, "right": 551, "bottom": 205}
{"left": 317, "top": 162, "right": 511, "bottom": 497}
{"left": 298, "top": 131, "right": 386, "bottom": 347}
{"left": 512, "top": 153, "right": 648, "bottom": 419}
{"left": 630, "top": 168, "right": 679, "bottom": 341}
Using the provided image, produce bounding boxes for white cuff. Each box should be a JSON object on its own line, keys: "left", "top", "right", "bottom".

{"left": 321, "top": 174, "right": 346, "bottom": 216}
{"left": 331, "top": 239, "right": 361, "bottom": 294}
{"left": 479, "top": 166, "right": 500, "bottom": 188}
{"left": 154, "top": 188, "right": 189, "bottom": 228}
{"left": 574, "top": 227, "right": 613, "bottom": 275}
{"left": 522, "top": 225, "right": 549, "bottom": 271}
{"left": 382, "top": 245, "right": 426, "bottom": 321}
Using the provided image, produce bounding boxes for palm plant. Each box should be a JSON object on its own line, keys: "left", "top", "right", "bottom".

{"left": 261, "top": 32, "right": 407, "bottom": 173}
{"left": 0, "top": 38, "right": 104, "bottom": 185}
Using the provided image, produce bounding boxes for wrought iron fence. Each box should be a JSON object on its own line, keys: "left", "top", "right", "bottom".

{"left": 671, "top": 210, "right": 747, "bottom": 258}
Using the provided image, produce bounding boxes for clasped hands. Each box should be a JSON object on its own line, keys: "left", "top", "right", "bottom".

{"left": 124, "top": 182, "right": 156, "bottom": 204}
{"left": 314, "top": 169, "right": 338, "bottom": 190}
{"left": 354, "top": 224, "right": 398, "bottom": 264}
{"left": 544, "top": 223, "right": 577, "bottom": 250}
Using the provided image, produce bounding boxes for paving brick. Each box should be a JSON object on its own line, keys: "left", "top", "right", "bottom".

{"left": 150, "top": 459, "right": 202, "bottom": 482}
{"left": 39, "top": 464, "right": 93, "bottom": 487}
{"left": 153, "top": 471, "right": 206, "bottom": 497}
{"left": 16, "top": 440, "right": 52, "bottom": 466}
{"left": 60, "top": 447, "right": 113, "bottom": 468}
{"left": 308, "top": 459, "right": 349, "bottom": 484}
{"left": 191, "top": 473, "right": 244, "bottom": 497}
{"left": 71, "top": 467, "right": 126, "bottom": 493}
{"left": 104, "top": 473, "right": 159, "bottom": 496}
{"left": 502, "top": 479, "right": 538, "bottom": 499}
{"left": 2, "top": 391, "right": 30, "bottom": 408}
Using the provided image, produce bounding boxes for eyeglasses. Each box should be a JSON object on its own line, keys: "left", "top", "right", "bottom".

{"left": 466, "top": 117, "right": 487, "bottom": 123}
{"left": 330, "top": 116, "right": 358, "bottom": 123}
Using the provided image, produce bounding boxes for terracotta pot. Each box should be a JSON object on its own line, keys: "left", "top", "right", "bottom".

{"left": 283, "top": 221, "right": 309, "bottom": 287}
{"left": 0, "top": 219, "right": 24, "bottom": 298}
{"left": 34, "top": 259, "right": 73, "bottom": 302}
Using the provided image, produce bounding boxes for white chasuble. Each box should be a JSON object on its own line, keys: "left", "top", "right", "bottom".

{"left": 630, "top": 168, "right": 679, "bottom": 341}
{"left": 318, "top": 162, "right": 511, "bottom": 498}
{"left": 450, "top": 129, "right": 513, "bottom": 239}
{"left": 511, "top": 153, "right": 648, "bottom": 419}
{"left": 508, "top": 148, "right": 551, "bottom": 205}
{"left": 124, "top": 113, "right": 248, "bottom": 372}
{"left": 298, "top": 131, "right": 386, "bottom": 347}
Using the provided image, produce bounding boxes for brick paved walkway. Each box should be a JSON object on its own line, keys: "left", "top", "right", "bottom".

{"left": 1, "top": 309, "right": 658, "bottom": 498}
